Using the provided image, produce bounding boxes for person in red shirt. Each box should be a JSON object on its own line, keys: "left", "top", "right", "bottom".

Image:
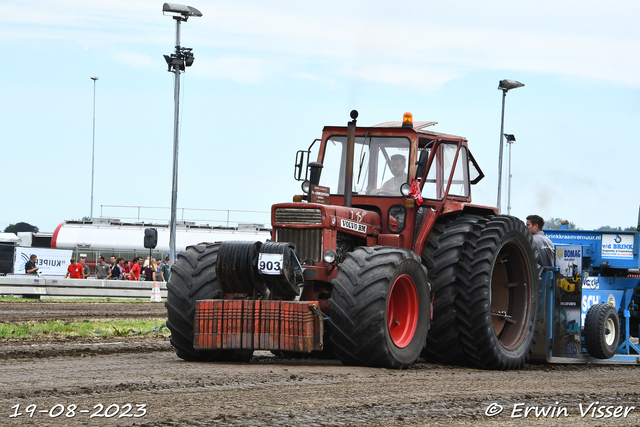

{"left": 65, "top": 259, "right": 84, "bottom": 279}
{"left": 129, "top": 257, "right": 143, "bottom": 281}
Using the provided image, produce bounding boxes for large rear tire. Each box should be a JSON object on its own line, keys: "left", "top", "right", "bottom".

{"left": 460, "top": 215, "right": 541, "bottom": 370}
{"left": 165, "top": 242, "right": 253, "bottom": 362}
{"left": 420, "top": 214, "right": 484, "bottom": 365}
{"left": 329, "top": 246, "right": 430, "bottom": 369}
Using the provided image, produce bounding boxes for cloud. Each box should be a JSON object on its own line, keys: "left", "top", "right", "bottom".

{"left": 2, "top": 1, "right": 640, "bottom": 88}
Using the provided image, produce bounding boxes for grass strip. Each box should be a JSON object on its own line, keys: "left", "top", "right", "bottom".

{"left": 0, "top": 318, "right": 169, "bottom": 339}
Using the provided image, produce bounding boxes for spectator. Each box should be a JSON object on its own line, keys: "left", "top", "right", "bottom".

{"left": 117, "top": 257, "right": 125, "bottom": 279}
{"left": 156, "top": 259, "right": 163, "bottom": 281}
{"left": 106, "top": 256, "right": 122, "bottom": 280}
{"left": 122, "top": 260, "right": 131, "bottom": 279}
{"left": 79, "top": 257, "right": 90, "bottom": 279}
{"left": 24, "top": 254, "right": 39, "bottom": 275}
{"left": 161, "top": 256, "right": 171, "bottom": 282}
{"left": 65, "top": 258, "right": 84, "bottom": 279}
{"left": 129, "top": 257, "right": 143, "bottom": 281}
{"left": 144, "top": 258, "right": 157, "bottom": 282}
{"left": 95, "top": 255, "right": 110, "bottom": 279}
{"left": 526, "top": 215, "right": 555, "bottom": 266}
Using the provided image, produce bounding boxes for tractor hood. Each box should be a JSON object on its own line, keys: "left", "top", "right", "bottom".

{"left": 272, "top": 203, "right": 381, "bottom": 238}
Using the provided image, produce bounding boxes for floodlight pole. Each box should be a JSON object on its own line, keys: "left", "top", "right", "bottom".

{"left": 497, "top": 90, "right": 507, "bottom": 215}
{"left": 90, "top": 76, "right": 99, "bottom": 221}
{"left": 168, "top": 16, "right": 183, "bottom": 268}
{"left": 163, "top": 4, "right": 201, "bottom": 267}
{"left": 496, "top": 80, "right": 523, "bottom": 214}
{"left": 507, "top": 136, "right": 514, "bottom": 215}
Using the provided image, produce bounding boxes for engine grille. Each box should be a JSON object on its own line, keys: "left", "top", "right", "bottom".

{"left": 276, "top": 228, "right": 323, "bottom": 263}
{"left": 275, "top": 208, "right": 322, "bottom": 225}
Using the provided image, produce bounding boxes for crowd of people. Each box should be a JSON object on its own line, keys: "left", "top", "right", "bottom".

{"left": 64, "top": 255, "right": 171, "bottom": 282}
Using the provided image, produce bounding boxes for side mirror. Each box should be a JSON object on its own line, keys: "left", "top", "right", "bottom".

{"left": 294, "top": 150, "right": 306, "bottom": 181}
{"left": 294, "top": 138, "right": 321, "bottom": 182}
{"left": 415, "top": 149, "right": 429, "bottom": 181}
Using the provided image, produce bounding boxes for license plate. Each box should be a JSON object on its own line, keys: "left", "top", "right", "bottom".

{"left": 340, "top": 218, "right": 367, "bottom": 234}
{"left": 258, "top": 253, "right": 283, "bottom": 275}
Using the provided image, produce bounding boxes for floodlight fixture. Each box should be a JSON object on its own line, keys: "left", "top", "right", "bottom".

{"left": 498, "top": 79, "right": 524, "bottom": 92}
{"left": 504, "top": 134, "right": 516, "bottom": 142}
{"left": 163, "top": 3, "right": 202, "bottom": 18}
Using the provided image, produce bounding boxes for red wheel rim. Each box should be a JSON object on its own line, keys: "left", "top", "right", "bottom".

{"left": 387, "top": 274, "right": 419, "bottom": 348}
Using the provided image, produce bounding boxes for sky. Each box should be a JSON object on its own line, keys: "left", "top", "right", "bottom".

{"left": 1, "top": 0, "right": 639, "bottom": 233}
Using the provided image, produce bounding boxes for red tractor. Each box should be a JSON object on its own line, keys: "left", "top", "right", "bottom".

{"left": 166, "top": 111, "right": 540, "bottom": 370}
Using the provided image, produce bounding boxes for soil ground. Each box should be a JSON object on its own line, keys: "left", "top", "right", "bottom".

{"left": 1, "top": 301, "right": 639, "bottom": 426}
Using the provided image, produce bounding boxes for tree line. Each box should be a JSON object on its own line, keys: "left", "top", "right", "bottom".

{"left": 542, "top": 217, "right": 637, "bottom": 232}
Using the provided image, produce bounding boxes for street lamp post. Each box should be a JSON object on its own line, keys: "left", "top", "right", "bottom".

{"left": 162, "top": 3, "right": 202, "bottom": 266}
{"left": 90, "top": 76, "right": 99, "bottom": 221}
{"left": 496, "top": 79, "right": 524, "bottom": 215}
{"left": 504, "top": 134, "right": 516, "bottom": 215}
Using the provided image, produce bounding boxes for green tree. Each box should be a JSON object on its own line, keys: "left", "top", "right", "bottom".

{"left": 4, "top": 222, "right": 40, "bottom": 234}
{"left": 598, "top": 225, "right": 638, "bottom": 232}
{"left": 543, "top": 217, "right": 577, "bottom": 230}
{"left": 4, "top": 222, "right": 39, "bottom": 234}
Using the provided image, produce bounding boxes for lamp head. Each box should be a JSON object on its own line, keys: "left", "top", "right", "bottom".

{"left": 163, "top": 3, "right": 202, "bottom": 18}
{"left": 498, "top": 79, "right": 524, "bottom": 92}
{"left": 90, "top": 76, "right": 99, "bottom": 81}
{"left": 504, "top": 134, "right": 516, "bottom": 142}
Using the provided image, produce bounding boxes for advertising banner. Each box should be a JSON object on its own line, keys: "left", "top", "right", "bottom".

{"left": 13, "top": 247, "right": 73, "bottom": 276}
{"left": 553, "top": 245, "right": 582, "bottom": 358}
{"left": 601, "top": 233, "right": 634, "bottom": 259}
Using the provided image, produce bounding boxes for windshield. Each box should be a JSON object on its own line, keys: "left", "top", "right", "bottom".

{"left": 319, "top": 135, "right": 411, "bottom": 196}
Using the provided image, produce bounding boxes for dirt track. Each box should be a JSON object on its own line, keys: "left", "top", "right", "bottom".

{"left": 0, "top": 301, "right": 167, "bottom": 322}
{"left": 1, "top": 301, "right": 639, "bottom": 426}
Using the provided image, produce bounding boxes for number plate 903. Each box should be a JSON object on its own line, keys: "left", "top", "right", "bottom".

{"left": 258, "top": 253, "right": 283, "bottom": 275}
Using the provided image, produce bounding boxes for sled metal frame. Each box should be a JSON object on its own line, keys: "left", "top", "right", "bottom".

{"left": 533, "top": 269, "right": 640, "bottom": 364}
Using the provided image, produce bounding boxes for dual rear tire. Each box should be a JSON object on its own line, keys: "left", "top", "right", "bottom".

{"left": 422, "top": 214, "right": 541, "bottom": 370}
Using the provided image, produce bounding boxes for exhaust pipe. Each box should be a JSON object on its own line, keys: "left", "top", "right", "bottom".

{"left": 344, "top": 110, "right": 357, "bottom": 207}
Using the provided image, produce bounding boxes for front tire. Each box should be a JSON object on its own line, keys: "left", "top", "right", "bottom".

{"left": 165, "top": 242, "right": 253, "bottom": 362}
{"left": 329, "top": 246, "right": 430, "bottom": 369}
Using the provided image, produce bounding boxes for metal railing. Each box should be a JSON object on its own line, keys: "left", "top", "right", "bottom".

{"left": 0, "top": 276, "right": 167, "bottom": 300}
{"left": 99, "top": 205, "right": 270, "bottom": 228}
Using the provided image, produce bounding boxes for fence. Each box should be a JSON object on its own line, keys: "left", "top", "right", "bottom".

{"left": 0, "top": 276, "right": 167, "bottom": 300}
{"left": 99, "top": 205, "right": 271, "bottom": 228}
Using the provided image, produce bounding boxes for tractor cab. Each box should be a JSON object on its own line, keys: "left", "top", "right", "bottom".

{"left": 291, "top": 112, "right": 491, "bottom": 252}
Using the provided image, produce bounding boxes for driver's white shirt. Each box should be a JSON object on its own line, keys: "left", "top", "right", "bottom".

{"left": 382, "top": 174, "right": 407, "bottom": 192}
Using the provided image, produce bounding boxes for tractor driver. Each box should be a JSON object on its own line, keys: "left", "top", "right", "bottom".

{"left": 370, "top": 154, "right": 407, "bottom": 195}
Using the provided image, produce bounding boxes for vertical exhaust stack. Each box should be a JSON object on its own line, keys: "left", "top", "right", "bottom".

{"left": 344, "top": 110, "right": 358, "bottom": 207}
